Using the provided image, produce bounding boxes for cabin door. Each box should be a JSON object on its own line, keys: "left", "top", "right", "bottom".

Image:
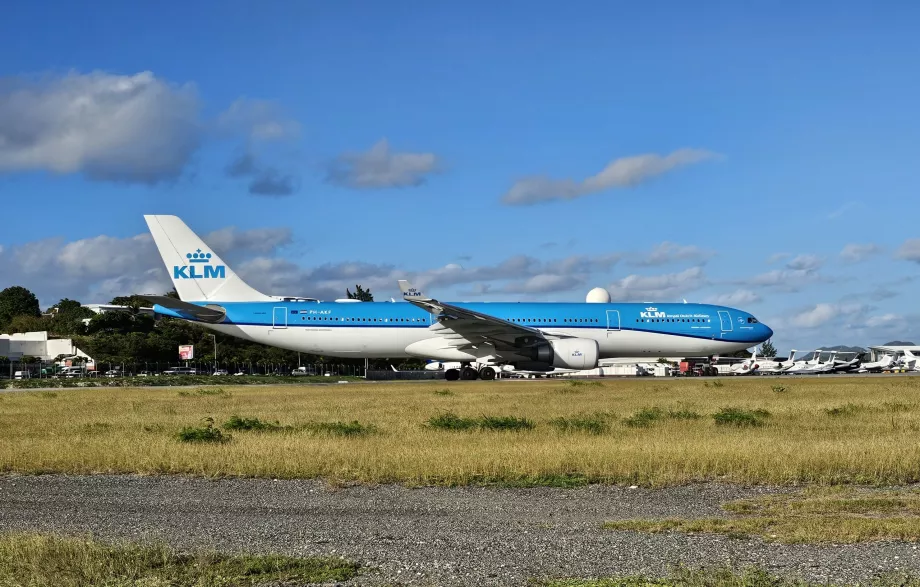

{"left": 606, "top": 310, "right": 621, "bottom": 335}
{"left": 273, "top": 307, "right": 288, "bottom": 329}
{"left": 718, "top": 311, "right": 733, "bottom": 333}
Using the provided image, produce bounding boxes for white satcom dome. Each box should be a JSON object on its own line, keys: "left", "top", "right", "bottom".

{"left": 586, "top": 287, "right": 611, "bottom": 303}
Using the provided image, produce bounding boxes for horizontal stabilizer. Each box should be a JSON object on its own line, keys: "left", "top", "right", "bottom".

{"left": 142, "top": 296, "right": 227, "bottom": 324}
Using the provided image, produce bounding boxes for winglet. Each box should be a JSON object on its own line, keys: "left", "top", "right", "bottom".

{"left": 398, "top": 280, "right": 430, "bottom": 301}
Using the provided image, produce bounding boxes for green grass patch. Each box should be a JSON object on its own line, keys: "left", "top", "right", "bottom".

{"left": 427, "top": 411, "right": 534, "bottom": 432}
{"left": 0, "top": 532, "right": 359, "bottom": 587}
{"left": 623, "top": 407, "right": 664, "bottom": 428}
{"left": 771, "top": 385, "right": 787, "bottom": 393}
{"left": 605, "top": 488, "right": 920, "bottom": 544}
{"left": 542, "top": 564, "right": 842, "bottom": 587}
{"left": 549, "top": 412, "right": 614, "bottom": 434}
{"left": 176, "top": 418, "right": 231, "bottom": 443}
{"left": 712, "top": 407, "right": 770, "bottom": 427}
{"left": 432, "top": 388, "right": 455, "bottom": 396}
{"left": 222, "top": 415, "right": 282, "bottom": 432}
{"left": 301, "top": 420, "right": 377, "bottom": 437}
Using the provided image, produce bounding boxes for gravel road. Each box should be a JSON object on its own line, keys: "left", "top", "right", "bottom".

{"left": 0, "top": 474, "right": 917, "bottom": 586}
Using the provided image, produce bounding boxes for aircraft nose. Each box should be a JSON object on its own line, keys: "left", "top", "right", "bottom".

{"left": 761, "top": 323, "right": 774, "bottom": 341}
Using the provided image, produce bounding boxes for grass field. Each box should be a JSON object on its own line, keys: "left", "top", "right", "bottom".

{"left": 0, "top": 532, "right": 358, "bottom": 587}
{"left": 2, "top": 376, "right": 920, "bottom": 486}
{"left": 606, "top": 487, "right": 920, "bottom": 543}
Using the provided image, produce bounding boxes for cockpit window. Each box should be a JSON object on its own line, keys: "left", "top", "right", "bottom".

{"left": 747, "top": 317, "right": 759, "bottom": 324}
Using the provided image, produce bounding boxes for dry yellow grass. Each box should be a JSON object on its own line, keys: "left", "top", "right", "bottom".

{"left": 1, "top": 376, "right": 920, "bottom": 486}
{"left": 605, "top": 487, "right": 920, "bottom": 543}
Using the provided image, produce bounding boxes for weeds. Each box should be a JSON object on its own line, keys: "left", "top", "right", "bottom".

{"left": 175, "top": 417, "right": 230, "bottom": 443}
{"left": 301, "top": 421, "right": 377, "bottom": 437}
{"left": 825, "top": 403, "right": 865, "bottom": 417}
{"left": 223, "top": 415, "right": 281, "bottom": 432}
{"left": 427, "top": 411, "right": 534, "bottom": 432}
{"left": 432, "top": 389, "right": 454, "bottom": 396}
{"left": 624, "top": 408, "right": 664, "bottom": 428}
{"left": 549, "top": 412, "right": 613, "bottom": 434}
{"left": 544, "top": 564, "right": 825, "bottom": 587}
{"left": 666, "top": 409, "right": 702, "bottom": 420}
{"left": 713, "top": 407, "right": 770, "bottom": 427}
{"left": 0, "top": 532, "right": 359, "bottom": 586}
{"left": 772, "top": 385, "right": 787, "bottom": 393}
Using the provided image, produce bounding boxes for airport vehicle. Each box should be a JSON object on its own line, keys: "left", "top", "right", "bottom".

{"left": 144, "top": 215, "right": 773, "bottom": 381}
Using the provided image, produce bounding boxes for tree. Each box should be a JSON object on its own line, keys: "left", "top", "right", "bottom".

{"left": 0, "top": 286, "right": 41, "bottom": 326}
{"left": 346, "top": 285, "right": 374, "bottom": 302}
{"left": 759, "top": 339, "right": 777, "bottom": 358}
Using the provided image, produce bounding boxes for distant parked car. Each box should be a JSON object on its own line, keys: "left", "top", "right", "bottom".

{"left": 212, "top": 369, "right": 229, "bottom": 376}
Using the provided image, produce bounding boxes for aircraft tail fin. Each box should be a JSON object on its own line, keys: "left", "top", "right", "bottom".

{"left": 144, "top": 215, "right": 271, "bottom": 302}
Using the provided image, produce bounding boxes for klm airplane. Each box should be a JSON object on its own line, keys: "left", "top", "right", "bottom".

{"left": 145, "top": 216, "right": 773, "bottom": 381}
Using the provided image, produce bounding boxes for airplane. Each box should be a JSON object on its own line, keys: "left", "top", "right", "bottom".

{"left": 856, "top": 353, "right": 896, "bottom": 373}
{"left": 143, "top": 215, "right": 773, "bottom": 381}
{"left": 789, "top": 351, "right": 838, "bottom": 375}
{"left": 757, "top": 350, "right": 798, "bottom": 374}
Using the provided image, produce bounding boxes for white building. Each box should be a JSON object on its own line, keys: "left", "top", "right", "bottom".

{"left": 0, "top": 331, "right": 92, "bottom": 362}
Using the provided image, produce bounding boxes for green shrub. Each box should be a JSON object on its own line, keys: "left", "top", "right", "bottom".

{"left": 302, "top": 420, "right": 376, "bottom": 437}
{"left": 771, "top": 385, "right": 787, "bottom": 393}
{"left": 176, "top": 417, "right": 230, "bottom": 443}
{"left": 666, "top": 409, "right": 702, "bottom": 420}
{"left": 478, "top": 415, "right": 535, "bottom": 431}
{"left": 549, "top": 412, "right": 612, "bottom": 434}
{"left": 427, "top": 411, "right": 534, "bottom": 432}
{"left": 427, "top": 412, "right": 479, "bottom": 431}
{"left": 713, "top": 407, "right": 770, "bottom": 427}
{"left": 223, "top": 415, "right": 281, "bottom": 432}
{"left": 624, "top": 407, "right": 664, "bottom": 428}
{"left": 432, "top": 388, "right": 454, "bottom": 396}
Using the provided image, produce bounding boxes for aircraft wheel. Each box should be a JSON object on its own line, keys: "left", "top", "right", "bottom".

{"left": 460, "top": 367, "right": 479, "bottom": 380}
{"left": 445, "top": 369, "right": 460, "bottom": 381}
{"left": 479, "top": 367, "right": 496, "bottom": 381}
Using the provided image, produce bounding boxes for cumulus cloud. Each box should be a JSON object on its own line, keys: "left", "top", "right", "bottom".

{"left": 0, "top": 71, "right": 302, "bottom": 188}
{"left": 706, "top": 289, "right": 761, "bottom": 306}
{"left": 633, "top": 242, "right": 714, "bottom": 267}
{"left": 326, "top": 138, "right": 440, "bottom": 189}
{"left": 216, "top": 98, "right": 300, "bottom": 142}
{"left": 225, "top": 151, "right": 299, "bottom": 196}
{"left": 501, "top": 148, "right": 718, "bottom": 206}
{"left": 785, "top": 254, "right": 823, "bottom": 272}
{"left": 896, "top": 238, "right": 920, "bottom": 263}
{"left": 0, "top": 71, "right": 200, "bottom": 183}
{"left": 0, "top": 225, "right": 292, "bottom": 305}
{"left": 789, "top": 303, "right": 868, "bottom": 329}
{"left": 607, "top": 267, "right": 707, "bottom": 302}
{"left": 840, "top": 243, "right": 882, "bottom": 263}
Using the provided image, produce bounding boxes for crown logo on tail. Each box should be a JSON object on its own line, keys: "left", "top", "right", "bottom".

{"left": 187, "top": 249, "right": 213, "bottom": 264}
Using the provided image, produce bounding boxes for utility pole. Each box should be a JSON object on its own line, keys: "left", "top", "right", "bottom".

{"left": 209, "top": 334, "right": 217, "bottom": 374}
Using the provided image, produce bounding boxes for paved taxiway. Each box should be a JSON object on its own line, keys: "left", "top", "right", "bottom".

{"left": 1, "top": 475, "right": 918, "bottom": 586}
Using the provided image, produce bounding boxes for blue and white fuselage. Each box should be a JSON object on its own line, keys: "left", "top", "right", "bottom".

{"left": 144, "top": 215, "right": 773, "bottom": 377}
{"left": 154, "top": 299, "right": 772, "bottom": 359}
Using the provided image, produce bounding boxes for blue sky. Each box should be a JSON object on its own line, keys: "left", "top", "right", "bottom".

{"left": 1, "top": 0, "right": 918, "bottom": 353}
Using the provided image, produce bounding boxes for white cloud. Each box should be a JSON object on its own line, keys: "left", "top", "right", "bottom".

{"left": 216, "top": 98, "right": 300, "bottom": 142}
{"left": 326, "top": 138, "right": 440, "bottom": 189}
{"left": 789, "top": 303, "right": 868, "bottom": 329}
{"left": 0, "top": 71, "right": 302, "bottom": 188}
{"left": 896, "top": 239, "right": 920, "bottom": 263}
{"left": 501, "top": 148, "right": 718, "bottom": 206}
{"left": 607, "top": 267, "right": 707, "bottom": 302}
{"left": 633, "top": 242, "right": 714, "bottom": 267}
{"left": 840, "top": 243, "right": 882, "bottom": 263}
{"left": 706, "top": 289, "right": 761, "bottom": 306}
{"left": 766, "top": 253, "right": 790, "bottom": 264}
{"left": 785, "top": 254, "right": 823, "bottom": 272}
{"left": 0, "top": 71, "right": 200, "bottom": 183}
{"left": 0, "top": 225, "right": 293, "bottom": 305}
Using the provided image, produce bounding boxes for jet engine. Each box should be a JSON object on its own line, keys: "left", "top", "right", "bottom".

{"left": 530, "top": 338, "right": 599, "bottom": 370}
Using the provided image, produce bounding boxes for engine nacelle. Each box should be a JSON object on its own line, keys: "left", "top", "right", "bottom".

{"left": 531, "top": 338, "right": 599, "bottom": 370}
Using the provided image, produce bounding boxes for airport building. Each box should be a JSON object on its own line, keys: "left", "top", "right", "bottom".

{"left": 0, "top": 331, "right": 92, "bottom": 362}
{"left": 867, "top": 344, "right": 920, "bottom": 362}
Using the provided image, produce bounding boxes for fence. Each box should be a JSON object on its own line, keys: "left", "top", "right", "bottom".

{"left": 0, "top": 360, "right": 367, "bottom": 379}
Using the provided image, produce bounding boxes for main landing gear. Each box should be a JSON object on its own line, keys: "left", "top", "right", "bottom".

{"left": 444, "top": 364, "right": 498, "bottom": 381}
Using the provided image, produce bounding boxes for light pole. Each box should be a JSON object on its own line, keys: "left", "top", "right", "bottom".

{"left": 209, "top": 334, "right": 217, "bottom": 374}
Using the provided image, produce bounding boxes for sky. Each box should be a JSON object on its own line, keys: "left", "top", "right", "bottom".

{"left": 0, "top": 0, "right": 918, "bottom": 353}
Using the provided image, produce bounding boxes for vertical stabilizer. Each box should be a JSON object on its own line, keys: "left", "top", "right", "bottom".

{"left": 145, "top": 215, "right": 271, "bottom": 302}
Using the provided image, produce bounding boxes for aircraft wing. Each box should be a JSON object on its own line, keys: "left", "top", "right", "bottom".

{"left": 397, "top": 280, "right": 569, "bottom": 351}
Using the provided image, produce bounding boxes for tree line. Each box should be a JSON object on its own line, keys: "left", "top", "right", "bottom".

{"left": 0, "top": 284, "right": 421, "bottom": 369}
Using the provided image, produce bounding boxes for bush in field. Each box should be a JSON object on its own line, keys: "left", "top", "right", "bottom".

{"left": 223, "top": 416, "right": 281, "bottom": 432}
{"left": 713, "top": 407, "right": 770, "bottom": 427}
{"left": 427, "top": 411, "right": 534, "bottom": 432}
{"left": 549, "top": 412, "right": 612, "bottom": 435}
{"left": 176, "top": 417, "right": 230, "bottom": 443}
